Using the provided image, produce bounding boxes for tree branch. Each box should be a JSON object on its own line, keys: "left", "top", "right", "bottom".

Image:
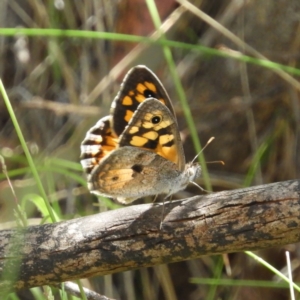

{"left": 1, "top": 179, "right": 300, "bottom": 293}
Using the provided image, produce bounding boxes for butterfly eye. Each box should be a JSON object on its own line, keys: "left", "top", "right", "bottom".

{"left": 151, "top": 116, "right": 161, "bottom": 124}
{"left": 144, "top": 89, "right": 156, "bottom": 98}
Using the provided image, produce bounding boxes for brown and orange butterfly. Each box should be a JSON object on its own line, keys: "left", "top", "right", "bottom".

{"left": 80, "top": 65, "right": 201, "bottom": 203}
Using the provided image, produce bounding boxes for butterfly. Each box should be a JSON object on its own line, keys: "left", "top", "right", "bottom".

{"left": 80, "top": 65, "right": 201, "bottom": 204}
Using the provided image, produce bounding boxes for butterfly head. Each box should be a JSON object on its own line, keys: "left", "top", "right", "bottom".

{"left": 186, "top": 162, "right": 202, "bottom": 182}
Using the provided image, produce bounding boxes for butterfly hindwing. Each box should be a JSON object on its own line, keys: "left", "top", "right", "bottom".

{"left": 80, "top": 116, "right": 118, "bottom": 175}
{"left": 88, "top": 146, "right": 182, "bottom": 203}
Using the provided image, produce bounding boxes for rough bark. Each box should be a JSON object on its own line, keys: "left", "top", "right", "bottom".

{"left": 1, "top": 179, "right": 300, "bottom": 293}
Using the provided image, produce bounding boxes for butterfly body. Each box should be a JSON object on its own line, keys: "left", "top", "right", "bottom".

{"left": 80, "top": 65, "right": 201, "bottom": 204}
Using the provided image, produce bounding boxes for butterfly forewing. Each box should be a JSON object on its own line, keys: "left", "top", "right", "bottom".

{"left": 111, "top": 65, "right": 176, "bottom": 136}
{"left": 119, "top": 98, "right": 185, "bottom": 171}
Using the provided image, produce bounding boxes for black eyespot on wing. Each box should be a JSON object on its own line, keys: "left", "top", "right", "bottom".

{"left": 144, "top": 89, "right": 155, "bottom": 98}
{"left": 112, "top": 176, "right": 119, "bottom": 181}
{"left": 151, "top": 116, "right": 161, "bottom": 124}
{"left": 132, "top": 164, "right": 143, "bottom": 173}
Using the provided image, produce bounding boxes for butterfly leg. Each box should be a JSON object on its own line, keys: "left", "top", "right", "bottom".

{"left": 159, "top": 194, "right": 173, "bottom": 230}
{"left": 152, "top": 194, "right": 159, "bottom": 203}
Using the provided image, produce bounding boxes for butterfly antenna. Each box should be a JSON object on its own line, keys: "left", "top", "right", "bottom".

{"left": 192, "top": 137, "right": 215, "bottom": 163}
{"left": 206, "top": 160, "right": 225, "bottom": 165}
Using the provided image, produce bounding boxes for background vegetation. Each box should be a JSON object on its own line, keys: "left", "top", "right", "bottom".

{"left": 0, "top": 0, "right": 299, "bottom": 299}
